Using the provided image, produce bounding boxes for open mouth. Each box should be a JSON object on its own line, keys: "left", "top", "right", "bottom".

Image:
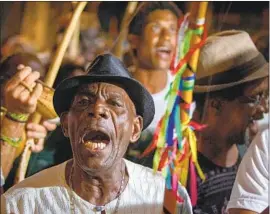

{"left": 248, "top": 118, "right": 256, "bottom": 127}
{"left": 82, "top": 130, "right": 110, "bottom": 151}
{"left": 247, "top": 118, "right": 259, "bottom": 135}
{"left": 156, "top": 47, "right": 172, "bottom": 57}
{"left": 248, "top": 117, "right": 258, "bottom": 125}
{"left": 251, "top": 114, "right": 264, "bottom": 121}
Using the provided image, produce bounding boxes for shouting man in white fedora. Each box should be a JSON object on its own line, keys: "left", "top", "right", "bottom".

{"left": 189, "top": 30, "right": 269, "bottom": 214}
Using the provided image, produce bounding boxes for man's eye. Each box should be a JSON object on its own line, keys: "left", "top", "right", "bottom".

{"left": 170, "top": 26, "right": 177, "bottom": 33}
{"left": 78, "top": 99, "right": 90, "bottom": 106}
{"left": 152, "top": 24, "right": 160, "bottom": 33}
{"left": 109, "top": 100, "right": 123, "bottom": 107}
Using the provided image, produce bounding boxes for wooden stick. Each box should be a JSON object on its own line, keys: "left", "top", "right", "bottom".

{"left": 15, "top": 2, "right": 88, "bottom": 183}
{"left": 68, "top": 2, "right": 81, "bottom": 60}
{"left": 180, "top": 2, "right": 208, "bottom": 123}
{"left": 109, "top": 16, "right": 119, "bottom": 40}
{"left": 45, "top": 2, "right": 87, "bottom": 87}
{"left": 113, "top": 2, "right": 138, "bottom": 59}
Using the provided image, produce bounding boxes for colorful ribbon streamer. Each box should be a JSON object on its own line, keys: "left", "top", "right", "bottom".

{"left": 141, "top": 13, "right": 207, "bottom": 205}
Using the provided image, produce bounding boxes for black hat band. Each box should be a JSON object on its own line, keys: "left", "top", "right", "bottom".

{"left": 196, "top": 53, "right": 267, "bottom": 86}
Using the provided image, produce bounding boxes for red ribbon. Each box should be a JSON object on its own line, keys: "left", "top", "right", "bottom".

{"left": 140, "top": 116, "right": 164, "bottom": 158}
{"left": 189, "top": 159, "right": 198, "bottom": 206}
{"left": 171, "top": 36, "right": 207, "bottom": 76}
{"left": 189, "top": 120, "right": 207, "bottom": 131}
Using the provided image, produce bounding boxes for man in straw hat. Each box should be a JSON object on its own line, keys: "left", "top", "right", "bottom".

{"left": 190, "top": 30, "right": 269, "bottom": 213}
{"left": 1, "top": 54, "right": 192, "bottom": 213}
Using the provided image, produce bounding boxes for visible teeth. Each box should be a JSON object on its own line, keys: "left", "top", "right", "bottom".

{"left": 157, "top": 47, "right": 169, "bottom": 51}
{"left": 84, "top": 141, "right": 107, "bottom": 150}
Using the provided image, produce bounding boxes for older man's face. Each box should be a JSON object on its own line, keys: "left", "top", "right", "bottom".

{"left": 61, "top": 82, "right": 142, "bottom": 172}
{"left": 200, "top": 77, "right": 268, "bottom": 145}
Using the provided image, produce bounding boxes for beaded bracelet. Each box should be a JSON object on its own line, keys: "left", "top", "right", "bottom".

{"left": 0, "top": 134, "right": 22, "bottom": 147}
{"left": 5, "top": 111, "right": 29, "bottom": 123}
{"left": 0, "top": 106, "right": 7, "bottom": 113}
{"left": 0, "top": 106, "right": 7, "bottom": 118}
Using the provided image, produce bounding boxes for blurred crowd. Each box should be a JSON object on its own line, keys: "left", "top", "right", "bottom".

{"left": 0, "top": 2, "right": 269, "bottom": 214}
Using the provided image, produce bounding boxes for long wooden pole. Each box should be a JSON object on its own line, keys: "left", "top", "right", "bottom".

{"left": 45, "top": 2, "right": 87, "bottom": 87}
{"left": 15, "top": 2, "right": 88, "bottom": 183}
{"left": 113, "top": 2, "right": 138, "bottom": 59}
{"left": 20, "top": 2, "right": 50, "bottom": 51}
{"left": 68, "top": 2, "right": 81, "bottom": 60}
{"left": 180, "top": 2, "right": 208, "bottom": 123}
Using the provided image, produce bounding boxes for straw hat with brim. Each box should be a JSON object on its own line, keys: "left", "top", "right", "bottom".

{"left": 194, "top": 30, "right": 269, "bottom": 93}
{"left": 53, "top": 54, "right": 155, "bottom": 130}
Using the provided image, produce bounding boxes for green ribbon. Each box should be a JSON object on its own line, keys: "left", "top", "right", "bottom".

{"left": 0, "top": 134, "right": 22, "bottom": 147}
{"left": 5, "top": 111, "right": 29, "bottom": 123}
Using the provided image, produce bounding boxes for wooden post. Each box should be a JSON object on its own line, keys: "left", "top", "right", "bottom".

{"left": 113, "top": 2, "right": 138, "bottom": 59}
{"left": 180, "top": 2, "right": 208, "bottom": 123}
{"left": 68, "top": 2, "right": 81, "bottom": 60}
{"left": 20, "top": 2, "right": 50, "bottom": 51}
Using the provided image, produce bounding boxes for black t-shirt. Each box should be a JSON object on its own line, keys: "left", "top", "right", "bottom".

{"left": 189, "top": 152, "right": 241, "bottom": 214}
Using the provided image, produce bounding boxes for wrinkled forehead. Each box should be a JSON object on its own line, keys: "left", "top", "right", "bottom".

{"left": 146, "top": 9, "right": 178, "bottom": 24}
{"left": 75, "top": 82, "right": 136, "bottom": 112}
{"left": 76, "top": 82, "right": 128, "bottom": 96}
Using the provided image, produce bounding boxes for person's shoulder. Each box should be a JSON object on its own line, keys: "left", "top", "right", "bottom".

{"left": 2, "top": 185, "right": 37, "bottom": 203}
{"left": 1, "top": 186, "right": 36, "bottom": 214}
{"left": 177, "top": 182, "right": 191, "bottom": 202}
{"left": 252, "top": 127, "right": 268, "bottom": 154}
{"left": 260, "top": 127, "right": 268, "bottom": 142}
{"left": 124, "top": 159, "right": 164, "bottom": 181}
{"left": 4, "top": 161, "right": 68, "bottom": 196}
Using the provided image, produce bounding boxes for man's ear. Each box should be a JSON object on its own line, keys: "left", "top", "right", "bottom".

{"left": 127, "top": 34, "right": 140, "bottom": 50}
{"left": 192, "top": 109, "right": 201, "bottom": 123}
{"left": 210, "top": 97, "right": 225, "bottom": 116}
{"left": 60, "top": 112, "right": 69, "bottom": 137}
{"left": 130, "top": 115, "right": 143, "bottom": 143}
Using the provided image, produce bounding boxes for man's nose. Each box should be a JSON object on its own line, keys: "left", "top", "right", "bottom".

{"left": 88, "top": 102, "right": 109, "bottom": 119}
{"left": 256, "top": 95, "right": 269, "bottom": 114}
{"left": 251, "top": 104, "right": 267, "bottom": 120}
{"left": 257, "top": 105, "right": 267, "bottom": 114}
{"left": 160, "top": 29, "right": 170, "bottom": 41}
{"left": 261, "top": 96, "right": 269, "bottom": 113}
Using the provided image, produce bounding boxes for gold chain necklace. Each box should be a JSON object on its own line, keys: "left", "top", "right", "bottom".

{"left": 68, "top": 164, "right": 125, "bottom": 214}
